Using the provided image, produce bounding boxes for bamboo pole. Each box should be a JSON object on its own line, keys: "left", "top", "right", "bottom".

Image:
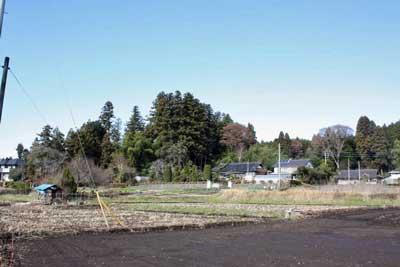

{"left": 96, "top": 192, "right": 109, "bottom": 229}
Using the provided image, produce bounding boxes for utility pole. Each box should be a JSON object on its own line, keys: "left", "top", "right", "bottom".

{"left": 0, "top": 0, "right": 6, "bottom": 37}
{"left": 324, "top": 151, "right": 327, "bottom": 165}
{"left": 278, "top": 143, "right": 281, "bottom": 190}
{"left": 347, "top": 157, "right": 350, "bottom": 181}
{"left": 0, "top": 56, "right": 10, "bottom": 124}
{"left": 358, "top": 161, "right": 361, "bottom": 181}
{"left": 278, "top": 143, "right": 281, "bottom": 180}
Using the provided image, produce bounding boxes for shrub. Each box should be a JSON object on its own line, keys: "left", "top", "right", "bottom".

{"left": 4, "top": 181, "right": 31, "bottom": 192}
{"left": 203, "top": 164, "right": 212, "bottom": 181}
{"left": 9, "top": 167, "right": 25, "bottom": 181}
{"left": 163, "top": 165, "right": 172, "bottom": 182}
{"left": 62, "top": 167, "right": 77, "bottom": 193}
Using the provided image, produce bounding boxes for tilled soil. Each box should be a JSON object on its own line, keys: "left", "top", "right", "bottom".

{"left": 15, "top": 208, "right": 400, "bottom": 267}
{"left": 0, "top": 203, "right": 258, "bottom": 238}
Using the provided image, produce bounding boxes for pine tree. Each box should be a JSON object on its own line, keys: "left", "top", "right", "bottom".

{"left": 99, "top": 101, "right": 115, "bottom": 133}
{"left": 16, "top": 144, "right": 24, "bottom": 159}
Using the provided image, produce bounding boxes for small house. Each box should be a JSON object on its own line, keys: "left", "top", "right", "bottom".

{"left": 0, "top": 158, "right": 25, "bottom": 182}
{"left": 218, "top": 162, "right": 267, "bottom": 178}
{"left": 334, "top": 169, "right": 379, "bottom": 184}
{"left": 273, "top": 159, "right": 313, "bottom": 175}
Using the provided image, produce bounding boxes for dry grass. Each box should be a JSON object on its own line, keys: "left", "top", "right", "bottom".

{"left": 214, "top": 188, "right": 400, "bottom": 206}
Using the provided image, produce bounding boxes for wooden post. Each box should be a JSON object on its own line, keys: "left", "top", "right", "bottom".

{"left": 0, "top": 56, "right": 10, "bottom": 124}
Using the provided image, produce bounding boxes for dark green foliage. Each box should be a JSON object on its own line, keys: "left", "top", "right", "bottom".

{"left": 16, "top": 143, "right": 24, "bottom": 159}
{"left": 203, "top": 164, "right": 212, "bottom": 181}
{"left": 65, "top": 120, "right": 106, "bottom": 165}
{"left": 62, "top": 167, "right": 77, "bottom": 193}
{"left": 99, "top": 101, "right": 115, "bottom": 133}
{"left": 147, "top": 91, "right": 222, "bottom": 166}
{"left": 9, "top": 167, "right": 25, "bottom": 181}
{"left": 275, "top": 131, "right": 291, "bottom": 157}
{"left": 5, "top": 181, "right": 31, "bottom": 192}
{"left": 355, "top": 116, "right": 392, "bottom": 171}
{"left": 172, "top": 166, "right": 181, "bottom": 182}
{"left": 126, "top": 106, "right": 145, "bottom": 134}
{"left": 296, "top": 166, "right": 333, "bottom": 185}
{"left": 243, "top": 142, "right": 278, "bottom": 170}
{"left": 163, "top": 165, "right": 172, "bottom": 182}
{"left": 190, "top": 165, "right": 200, "bottom": 182}
{"left": 181, "top": 164, "right": 191, "bottom": 182}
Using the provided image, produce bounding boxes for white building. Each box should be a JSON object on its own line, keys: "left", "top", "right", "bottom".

{"left": 0, "top": 158, "right": 25, "bottom": 182}
{"left": 383, "top": 171, "right": 400, "bottom": 185}
{"left": 272, "top": 159, "right": 313, "bottom": 175}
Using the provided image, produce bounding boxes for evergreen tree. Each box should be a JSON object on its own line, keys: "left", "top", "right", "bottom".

{"left": 393, "top": 139, "right": 400, "bottom": 169}
{"left": 370, "top": 127, "right": 390, "bottom": 171}
{"left": 37, "top": 125, "right": 54, "bottom": 147}
{"left": 16, "top": 143, "right": 24, "bottom": 159}
{"left": 62, "top": 167, "right": 77, "bottom": 193}
{"left": 126, "top": 106, "right": 145, "bottom": 135}
{"left": 99, "top": 101, "right": 115, "bottom": 133}
{"left": 355, "top": 116, "right": 376, "bottom": 167}
{"left": 51, "top": 127, "right": 65, "bottom": 152}
{"left": 100, "top": 133, "right": 114, "bottom": 168}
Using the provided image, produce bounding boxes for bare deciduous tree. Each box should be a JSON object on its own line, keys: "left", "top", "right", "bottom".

{"left": 221, "top": 123, "right": 255, "bottom": 162}
{"left": 312, "top": 125, "right": 354, "bottom": 168}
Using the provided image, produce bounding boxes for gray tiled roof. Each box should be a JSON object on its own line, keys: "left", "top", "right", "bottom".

{"left": 273, "top": 159, "right": 311, "bottom": 168}
{"left": 0, "top": 158, "right": 25, "bottom": 167}
{"left": 335, "top": 169, "right": 379, "bottom": 180}
{"left": 219, "top": 162, "right": 264, "bottom": 174}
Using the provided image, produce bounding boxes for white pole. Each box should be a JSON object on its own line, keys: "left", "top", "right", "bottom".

{"left": 347, "top": 157, "right": 350, "bottom": 181}
{"left": 278, "top": 143, "right": 281, "bottom": 180}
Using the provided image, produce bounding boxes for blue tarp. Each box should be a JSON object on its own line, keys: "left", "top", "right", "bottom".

{"left": 35, "top": 184, "right": 58, "bottom": 193}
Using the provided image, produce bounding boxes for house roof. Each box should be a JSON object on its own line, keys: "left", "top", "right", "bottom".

{"left": 273, "top": 159, "right": 311, "bottom": 168}
{"left": 219, "top": 162, "right": 264, "bottom": 174}
{"left": 0, "top": 158, "right": 25, "bottom": 167}
{"left": 35, "top": 184, "right": 58, "bottom": 192}
{"left": 335, "top": 169, "right": 379, "bottom": 180}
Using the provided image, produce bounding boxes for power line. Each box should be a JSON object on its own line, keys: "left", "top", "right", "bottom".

{"left": 9, "top": 68, "right": 48, "bottom": 125}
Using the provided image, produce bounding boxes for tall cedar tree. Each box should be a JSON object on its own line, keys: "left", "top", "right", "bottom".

{"left": 148, "top": 91, "right": 222, "bottom": 166}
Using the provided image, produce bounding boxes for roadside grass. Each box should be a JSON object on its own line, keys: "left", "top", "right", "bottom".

{"left": 0, "top": 194, "right": 36, "bottom": 203}
{"left": 105, "top": 188, "right": 400, "bottom": 207}
{"left": 211, "top": 189, "right": 400, "bottom": 206}
{"left": 118, "top": 203, "right": 282, "bottom": 218}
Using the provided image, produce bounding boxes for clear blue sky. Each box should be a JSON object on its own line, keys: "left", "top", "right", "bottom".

{"left": 0, "top": 0, "right": 399, "bottom": 157}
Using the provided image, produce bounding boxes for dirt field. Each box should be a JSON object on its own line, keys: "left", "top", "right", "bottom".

{"left": 14, "top": 208, "right": 400, "bottom": 267}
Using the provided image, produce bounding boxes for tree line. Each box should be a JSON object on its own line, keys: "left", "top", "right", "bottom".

{"left": 10, "top": 91, "right": 400, "bottom": 186}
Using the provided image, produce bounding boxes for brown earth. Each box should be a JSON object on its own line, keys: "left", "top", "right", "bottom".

{"left": 15, "top": 208, "right": 400, "bottom": 267}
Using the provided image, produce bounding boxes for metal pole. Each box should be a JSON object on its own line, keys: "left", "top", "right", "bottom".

{"left": 0, "top": 0, "right": 6, "bottom": 37}
{"left": 358, "top": 161, "right": 361, "bottom": 181}
{"left": 0, "top": 56, "right": 10, "bottom": 124}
